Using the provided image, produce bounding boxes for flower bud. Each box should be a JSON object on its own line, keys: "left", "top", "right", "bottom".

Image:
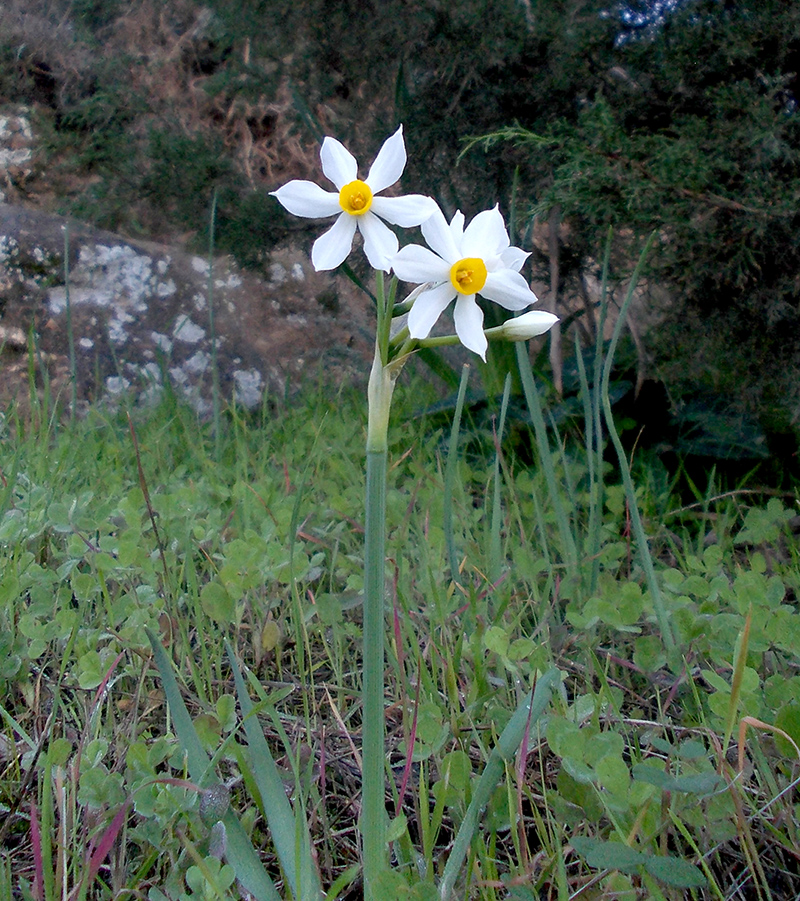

{"left": 497, "top": 311, "right": 558, "bottom": 341}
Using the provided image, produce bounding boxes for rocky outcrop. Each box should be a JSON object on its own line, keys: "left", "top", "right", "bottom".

{"left": 0, "top": 202, "right": 375, "bottom": 414}
{"left": 0, "top": 107, "right": 35, "bottom": 202}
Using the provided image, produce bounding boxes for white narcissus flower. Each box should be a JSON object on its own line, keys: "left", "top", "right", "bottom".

{"left": 391, "top": 205, "right": 550, "bottom": 359}
{"left": 270, "top": 126, "right": 437, "bottom": 272}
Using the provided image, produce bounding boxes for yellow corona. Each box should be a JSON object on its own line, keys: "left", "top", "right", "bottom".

{"left": 449, "top": 257, "right": 487, "bottom": 295}
{"left": 339, "top": 180, "right": 373, "bottom": 215}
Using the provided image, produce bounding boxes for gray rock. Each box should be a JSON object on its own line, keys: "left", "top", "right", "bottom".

{"left": 0, "top": 202, "right": 375, "bottom": 414}
{"left": 0, "top": 107, "right": 35, "bottom": 204}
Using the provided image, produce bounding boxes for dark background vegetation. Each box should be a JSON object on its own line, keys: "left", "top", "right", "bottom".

{"left": 2, "top": 0, "right": 799, "bottom": 477}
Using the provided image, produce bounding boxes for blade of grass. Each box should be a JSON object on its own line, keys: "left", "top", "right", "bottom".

{"left": 444, "top": 365, "right": 470, "bottom": 585}
{"left": 145, "top": 629, "right": 282, "bottom": 901}
{"left": 224, "top": 641, "right": 322, "bottom": 901}
{"left": 415, "top": 346, "right": 460, "bottom": 391}
{"left": 84, "top": 800, "right": 133, "bottom": 888}
{"left": 395, "top": 655, "right": 422, "bottom": 817}
{"left": 129, "top": 415, "right": 171, "bottom": 602}
{"left": 515, "top": 343, "right": 578, "bottom": 568}
{"left": 586, "top": 230, "right": 613, "bottom": 597}
{"left": 438, "top": 667, "right": 561, "bottom": 900}
{"left": 575, "top": 331, "right": 602, "bottom": 596}
{"left": 738, "top": 716, "right": 800, "bottom": 773}
{"left": 38, "top": 708, "right": 57, "bottom": 901}
{"left": 63, "top": 222, "right": 77, "bottom": 420}
{"left": 488, "top": 373, "right": 512, "bottom": 583}
{"left": 598, "top": 233, "right": 678, "bottom": 663}
{"left": 0, "top": 853, "right": 12, "bottom": 901}
{"left": 207, "top": 188, "right": 222, "bottom": 462}
{"left": 724, "top": 609, "right": 752, "bottom": 753}
{"left": 325, "top": 864, "right": 361, "bottom": 900}
{"left": 667, "top": 809, "right": 726, "bottom": 900}
{"left": 29, "top": 799, "right": 44, "bottom": 901}
{"left": 0, "top": 702, "right": 35, "bottom": 751}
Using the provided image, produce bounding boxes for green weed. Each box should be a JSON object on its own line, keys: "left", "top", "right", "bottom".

{"left": 0, "top": 370, "right": 798, "bottom": 898}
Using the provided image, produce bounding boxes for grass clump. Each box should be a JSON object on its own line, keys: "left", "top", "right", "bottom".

{"left": 0, "top": 368, "right": 798, "bottom": 899}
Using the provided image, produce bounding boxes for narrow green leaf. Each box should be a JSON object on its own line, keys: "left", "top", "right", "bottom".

{"left": 146, "top": 630, "right": 211, "bottom": 780}
{"left": 225, "top": 642, "right": 323, "bottom": 901}
{"left": 599, "top": 232, "right": 677, "bottom": 662}
{"left": 516, "top": 342, "right": 578, "bottom": 566}
{"left": 438, "top": 668, "right": 561, "bottom": 900}
{"left": 443, "top": 364, "right": 470, "bottom": 585}
{"left": 0, "top": 702, "right": 35, "bottom": 751}
{"left": 488, "top": 373, "right": 512, "bottom": 583}
{"left": 325, "top": 864, "right": 361, "bottom": 900}
{"left": 415, "top": 346, "right": 459, "bottom": 391}
{"left": 724, "top": 611, "right": 752, "bottom": 751}
{"left": 146, "top": 630, "right": 281, "bottom": 901}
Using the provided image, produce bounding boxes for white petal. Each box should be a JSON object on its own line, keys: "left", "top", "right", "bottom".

{"left": 453, "top": 295, "right": 488, "bottom": 359}
{"left": 271, "top": 181, "right": 342, "bottom": 218}
{"left": 392, "top": 245, "right": 451, "bottom": 284}
{"left": 320, "top": 137, "right": 358, "bottom": 189}
{"left": 371, "top": 194, "right": 438, "bottom": 227}
{"left": 449, "top": 211, "right": 465, "bottom": 244}
{"left": 421, "top": 207, "right": 460, "bottom": 263}
{"left": 366, "top": 126, "right": 406, "bottom": 194}
{"left": 481, "top": 269, "right": 538, "bottom": 310}
{"left": 358, "top": 213, "right": 399, "bottom": 271}
{"left": 462, "top": 206, "right": 509, "bottom": 258}
{"left": 407, "top": 282, "right": 456, "bottom": 339}
{"left": 499, "top": 246, "right": 529, "bottom": 272}
{"left": 311, "top": 214, "right": 357, "bottom": 270}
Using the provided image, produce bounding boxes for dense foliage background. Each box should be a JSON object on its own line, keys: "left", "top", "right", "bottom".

{"left": 2, "top": 0, "right": 799, "bottom": 471}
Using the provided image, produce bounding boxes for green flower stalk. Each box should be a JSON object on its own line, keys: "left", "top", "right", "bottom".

{"left": 362, "top": 271, "right": 396, "bottom": 893}
{"left": 362, "top": 352, "right": 391, "bottom": 896}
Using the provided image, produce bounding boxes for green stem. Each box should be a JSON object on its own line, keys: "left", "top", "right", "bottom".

{"left": 362, "top": 349, "right": 393, "bottom": 898}
{"left": 363, "top": 447, "right": 387, "bottom": 897}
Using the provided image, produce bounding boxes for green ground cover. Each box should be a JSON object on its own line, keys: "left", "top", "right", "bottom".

{"left": 0, "top": 368, "right": 799, "bottom": 899}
